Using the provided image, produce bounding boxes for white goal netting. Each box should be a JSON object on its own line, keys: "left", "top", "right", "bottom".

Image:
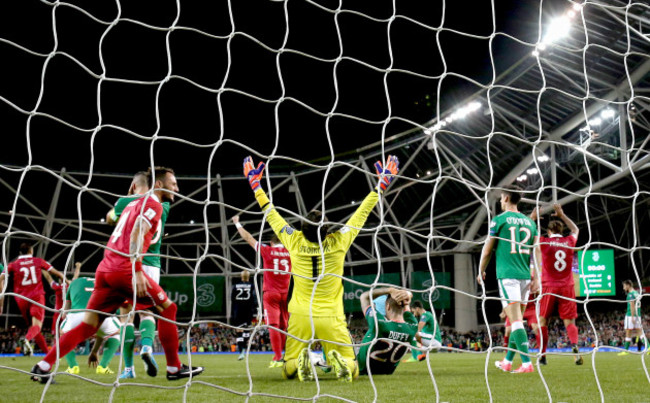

{"left": 1, "top": 0, "right": 650, "bottom": 402}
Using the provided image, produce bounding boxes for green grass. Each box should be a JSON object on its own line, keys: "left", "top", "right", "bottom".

{"left": 1, "top": 351, "right": 650, "bottom": 402}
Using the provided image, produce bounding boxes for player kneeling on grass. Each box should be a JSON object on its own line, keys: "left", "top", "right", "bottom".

{"left": 242, "top": 154, "right": 399, "bottom": 382}
{"left": 30, "top": 168, "right": 203, "bottom": 383}
{"left": 410, "top": 301, "right": 442, "bottom": 361}
{"left": 59, "top": 276, "right": 121, "bottom": 375}
{"left": 357, "top": 288, "right": 417, "bottom": 375}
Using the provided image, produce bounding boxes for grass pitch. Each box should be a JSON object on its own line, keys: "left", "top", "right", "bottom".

{"left": 1, "top": 351, "right": 649, "bottom": 402}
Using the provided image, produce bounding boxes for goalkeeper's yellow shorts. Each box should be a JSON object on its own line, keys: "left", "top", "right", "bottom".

{"left": 284, "top": 313, "right": 357, "bottom": 368}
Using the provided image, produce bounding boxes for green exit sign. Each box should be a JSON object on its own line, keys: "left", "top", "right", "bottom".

{"left": 578, "top": 249, "right": 615, "bottom": 297}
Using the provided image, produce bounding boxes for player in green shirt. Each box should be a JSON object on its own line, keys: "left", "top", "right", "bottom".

{"left": 619, "top": 280, "right": 646, "bottom": 355}
{"left": 106, "top": 169, "right": 171, "bottom": 379}
{"left": 477, "top": 185, "right": 539, "bottom": 374}
{"left": 357, "top": 287, "right": 418, "bottom": 375}
{"left": 59, "top": 276, "right": 122, "bottom": 374}
{"left": 410, "top": 300, "right": 442, "bottom": 361}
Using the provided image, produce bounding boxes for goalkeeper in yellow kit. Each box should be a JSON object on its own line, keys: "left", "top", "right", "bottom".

{"left": 243, "top": 155, "right": 399, "bottom": 382}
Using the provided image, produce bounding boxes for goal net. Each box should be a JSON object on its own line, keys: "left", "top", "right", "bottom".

{"left": 1, "top": 0, "right": 650, "bottom": 401}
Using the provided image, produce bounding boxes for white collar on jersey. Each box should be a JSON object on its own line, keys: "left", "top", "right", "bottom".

{"left": 18, "top": 254, "right": 33, "bottom": 259}
{"left": 549, "top": 234, "right": 563, "bottom": 238}
{"left": 271, "top": 243, "right": 285, "bottom": 248}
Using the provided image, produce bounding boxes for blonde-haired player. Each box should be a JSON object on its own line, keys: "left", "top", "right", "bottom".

{"left": 242, "top": 155, "right": 399, "bottom": 382}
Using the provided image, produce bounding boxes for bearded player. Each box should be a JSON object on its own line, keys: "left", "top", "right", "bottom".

{"left": 243, "top": 154, "right": 399, "bottom": 382}
{"left": 357, "top": 287, "right": 417, "bottom": 375}
{"left": 106, "top": 169, "right": 170, "bottom": 379}
{"left": 0, "top": 243, "right": 66, "bottom": 355}
{"left": 233, "top": 216, "right": 292, "bottom": 368}
{"left": 531, "top": 203, "right": 582, "bottom": 365}
{"left": 30, "top": 167, "right": 203, "bottom": 383}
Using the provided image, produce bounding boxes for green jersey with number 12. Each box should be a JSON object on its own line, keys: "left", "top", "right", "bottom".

{"left": 357, "top": 308, "right": 418, "bottom": 375}
{"left": 113, "top": 195, "right": 170, "bottom": 268}
{"left": 490, "top": 211, "right": 537, "bottom": 280}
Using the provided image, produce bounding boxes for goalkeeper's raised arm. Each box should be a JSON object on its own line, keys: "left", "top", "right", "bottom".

{"left": 242, "top": 155, "right": 399, "bottom": 382}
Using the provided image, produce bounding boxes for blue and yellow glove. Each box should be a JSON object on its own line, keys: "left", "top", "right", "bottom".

{"left": 243, "top": 156, "right": 265, "bottom": 191}
{"left": 374, "top": 155, "right": 399, "bottom": 192}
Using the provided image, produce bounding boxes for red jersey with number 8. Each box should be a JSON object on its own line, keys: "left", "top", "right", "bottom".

{"left": 540, "top": 234, "right": 577, "bottom": 287}
{"left": 7, "top": 255, "right": 52, "bottom": 299}
{"left": 103, "top": 195, "right": 163, "bottom": 271}
{"left": 258, "top": 243, "right": 291, "bottom": 293}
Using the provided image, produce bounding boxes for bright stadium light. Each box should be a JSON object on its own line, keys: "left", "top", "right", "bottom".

{"left": 100, "top": 218, "right": 105, "bottom": 223}
{"left": 544, "top": 16, "right": 571, "bottom": 44}
{"left": 588, "top": 117, "right": 602, "bottom": 126}
{"left": 537, "top": 155, "right": 550, "bottom": 162}
{"left": 573, "top": 3, "right": 583, "bottom": 11}
{"left": 516, "top": 174, "right": 528, "bottom": 182}
{"left": 527, "top": 168, "right": 539, "bottom": 175}
{"left": 425, "top": 100, "right": 482, "bottom": 134}
{"left": 189, "top": 220, "right": 195, "bottom": 224}
{"left": 532, "top": 50, "right": 540, "bottom": 57}
{"left": 601, "top": 108, "right": 615, "bottom": 119}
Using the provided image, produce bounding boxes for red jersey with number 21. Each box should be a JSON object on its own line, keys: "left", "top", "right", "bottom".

{"left": 540, "top": 234, "right": 577, "bottom": 287}
{"left": 258, "top": 243, "right": 291, "bottom": 293}
{"left": 103, "top": 195, "right": 163, "bottom": 271}
{"left": 7, "top": 256, "right": 52, "bottom": 299}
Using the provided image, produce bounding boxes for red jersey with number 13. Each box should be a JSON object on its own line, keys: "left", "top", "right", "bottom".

{"left": 103, "top": 195, "right": 163, "bottom": 271}
{"left": 7, "top": 255, "right": 52, "bottom": 299}
{"left": 258, "top": 243, "right": 291, "bottom": 293}
{"left": 540, "top": 234, "right": 577, "bottom": 287}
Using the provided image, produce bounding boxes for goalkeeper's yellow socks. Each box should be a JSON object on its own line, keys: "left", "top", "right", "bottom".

{"left": 100, "top": 337, "right": 120, "bottom": 368}
{"left": 282, "top": 358, "right": 298, "bottom": 379}
{"left": 122, "top": 324, "right": 136, "bottom": 368}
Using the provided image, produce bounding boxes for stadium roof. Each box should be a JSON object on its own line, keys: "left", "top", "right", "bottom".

{"left": 1, "top": 0, "right": 649, "bottom": 282}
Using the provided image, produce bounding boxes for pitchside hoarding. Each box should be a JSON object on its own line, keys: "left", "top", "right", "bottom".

{"left": 159, "top": 276, "right": 225, "bottom": 314}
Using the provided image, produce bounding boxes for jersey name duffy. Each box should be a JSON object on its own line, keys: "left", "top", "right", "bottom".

{"left": 540, "top": 234, "right": 577, "bottom": 286}
{"left": 258, "top": 243, "right": 292, "bottom": 293}
{"left": 103, "top": 196, "right": 163, "bottom": 270}
{"left": 7, "top": 256, "right": 52, "bottom": 298}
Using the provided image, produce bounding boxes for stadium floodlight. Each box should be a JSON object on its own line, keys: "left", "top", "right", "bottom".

{"left": 588, "top": 117, "right": 602, "bottom": 126}
{"left": 516, "top": 174, "right": 528, "bottom": 182}
{"left": 526, "top": 168, "right": 539, "bottom": 175}
{"left": 425, "top": 100, "right": 482, "bottom": 134}
{"left": 189, "top": 220, "right": 195, "bottom": 224}
{"left": 600, "top": 108, "right": 615, "bottom": 119}
{"left": 573, "top": 3, "right": 583, "bottom": 11}
{"left": 100, "top": 218, "right": 105, "bottom": 223}
{"left": 543, "top": 16, "right": 571, "bottom": 44}
{"left": 537, "top": 155, "right": 550, "bottom": 162}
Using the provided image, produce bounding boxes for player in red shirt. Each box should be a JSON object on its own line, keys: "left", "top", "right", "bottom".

{"left": 31, "top": 167, "right": 204, "bottom": 383}
{"left": 43, "top": 262, "right": 81, "bottom": 334}
{"left": 0, "top": 243, "right": 66, "bottom": 355}
{"left": 531, "top": 203, "right": 582, "bottom": 365}
{"left": 233, "top": 215, "right": 292, "bottom": 368}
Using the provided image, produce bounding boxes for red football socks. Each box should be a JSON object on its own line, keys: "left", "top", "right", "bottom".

{"left": 158, "top": 303, "right": 182, "bottom": 369}
{"left": 269, "top": 328, "right": 284, "bottom": 361}
{"left": 541, "top": 326, "right": 549, "bottom": 354}
{"left": 567, "top": 323, "right": 579, "bottom": 345}
{"left": 43, "top": 322, "right": 96, "bottom": 366}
